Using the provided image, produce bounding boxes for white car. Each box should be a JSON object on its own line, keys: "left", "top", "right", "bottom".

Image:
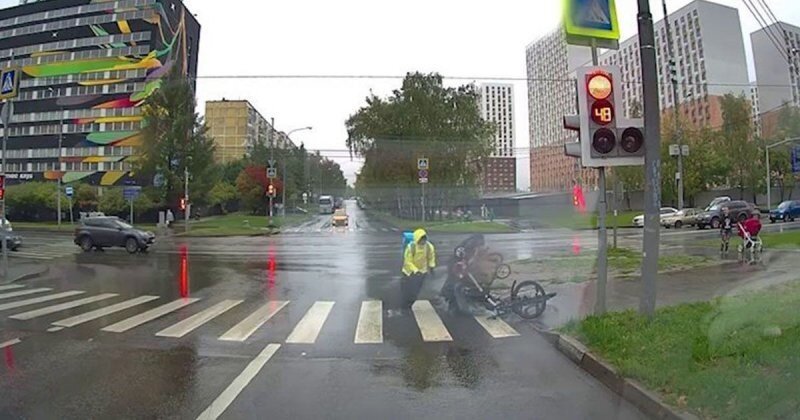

{"left": 632, "top": 207, "right": 679, "bottom": 227}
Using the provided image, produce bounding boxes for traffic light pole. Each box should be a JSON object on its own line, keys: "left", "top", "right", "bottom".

{"left": 591, "top": 42, "right": 608, "bottom": 315}
{"left": 1, "top": 100, "right": 8, "bottom": 279}
{"left": 637, "top": 0, "right": 662, "bottom": 318}
{"left": 663, "top": 0, "right": 684, "bottom": 210}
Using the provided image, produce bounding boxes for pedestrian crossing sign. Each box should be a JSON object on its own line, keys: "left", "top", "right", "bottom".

{"left": 0, "top": 68, "right": 20, "bottom": 100}
{"left": 563, "top": 0, "right": 620, "bottom": 49}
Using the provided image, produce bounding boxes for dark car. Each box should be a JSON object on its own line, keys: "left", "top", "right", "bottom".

{"left": 74, "top": 217, "right": 155, "bottom": 254}
{"left": 769, "top": 200, "right": 800, "bottom": 223}
{"left": 696, "top": 200, "right": 753, "bottom": 229}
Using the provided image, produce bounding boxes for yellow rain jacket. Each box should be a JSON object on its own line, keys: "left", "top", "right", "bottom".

{"left": 402, "top": 229, "right": 436, "bottom": 276}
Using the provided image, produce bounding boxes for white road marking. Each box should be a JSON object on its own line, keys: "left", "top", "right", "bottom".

{"left": 354, "top": 300, "right": 383, "bottom": 344}
{"left": 52, "top": 295, "right": 159, "bottom": 328}
{"left": 219, "top": 301, "right": 289, "bottom": 342}
{"left": 47, "top": 326, "right": 64, "bottom": 332}
{"left": 10, "top": 293, "right": 117, "bottom": 320}
{"left": 0, "top": 284, "right": 24, "bottom": 291}
{"left": 0, "top": 288, "right": 51, "bottom": 300}
{"left": 412, "top": 300, "right": 453, "bottom": 342}
{"left": 0, "top": 290, "right": 85, "bottom": 311}
{"left": 474, "top": 315, "right": 520, "bottom": 338}
{"left": 285, "top": 301, "right": 335, "bottom": 344}
{"left": 156, "top": 299, "right": 243, "bottom": 338}
{"left": 0, "top": 338, "right": 21, "bottom": 348}
{"left": 101, "top": 298, "right": 200, "bottom": 333}
{"left": 195, "top": 343, "right": 281, "bottom": 420}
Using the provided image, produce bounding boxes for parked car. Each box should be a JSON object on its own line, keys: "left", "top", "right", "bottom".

{"left": 695, "top": 200, "right": 753, "bottom": 229}
{"left": 769, "top": 200, "right": 800, "bottom": 223}
{"left": 74, "top": 216, "right": 154, "bottom": 253}
{"left": 1, "top": 218, "right": 22, "bottom": 251}
{"left": 661, "top": 208, "right": 699, "bottom": 229}
{"left": 632, "top": 207, "right": 679, "bottom": 227}
{"left": 332, "top": 208, "right": 349, "bottom": 227}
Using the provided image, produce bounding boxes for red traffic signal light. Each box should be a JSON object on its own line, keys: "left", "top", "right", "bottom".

{"left": 586, "top": 73, "right": 612, "bottom": 100}
{"left": 0, "top": 175, "right": 5, "bottom": 200}
{"left": 267, "top": 184, "right": 275, "bottom": 197}
{"left": 179, "top": 197, "right": 186, "bottom": 211}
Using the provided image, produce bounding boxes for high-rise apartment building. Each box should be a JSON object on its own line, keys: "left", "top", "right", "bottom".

{"left": 478, "top": 83, "right": 516, "bottom": 193}
{"left": 526, "top": 0, "right": 749, "bottom": 192}
{"left": 0, "top": 0, "right": 200, "bottom": 186}
{"left": 205, "top": 99, "right": 273, "bottom": 164}
{"left": 751, "top": 21, "right": 800, "bottom": 138}
{"left": 750, "top": 82, "right": 762, "bottom": 138}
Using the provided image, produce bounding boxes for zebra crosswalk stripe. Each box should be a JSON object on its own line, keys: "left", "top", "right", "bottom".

{"left": 285, "top": 301, "right": 335, "bottom": 344}
{"left": 9, "top": 293, "right": 117, "bottom": 320}
{"left": 0, "top": 288, "right": 52, "bottom": 300}
{"left": 156, "top": 299, "right": 243, "bottom": 338}
{"left": 411, "top": 300, "right": 453, "bottom": 342}
{"left": 0, "top": 290, "right": 86, "bottom": 312}
{"left": 219, "top": 301, "right": 289, "bottom": 342}
{"left": 354, "top": 300, "right": 382, "bottom": 344}
{"left": 0, "top": 284, "right": 25, "bottom": 292}
{"left": 473, "top": 315, "right": 520, "bottom": 338}
{"left": 101, "top": 298, "right": 200, "bottom": 333}
{"left": 52, "top": 295, "right": 160, "bottom": 328}
{"left": 0, "top": 338, "right": 21, "bottom": 349}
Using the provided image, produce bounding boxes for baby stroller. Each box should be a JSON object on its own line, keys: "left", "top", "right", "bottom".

{"left": 737, "top": 222, "right": 763, "bottom": 265}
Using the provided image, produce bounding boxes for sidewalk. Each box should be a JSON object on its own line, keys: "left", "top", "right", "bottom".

{"left": 534, "top": 250, "right": 799, "bottom": 329}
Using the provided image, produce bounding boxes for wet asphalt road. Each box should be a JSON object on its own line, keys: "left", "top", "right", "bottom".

{"left": 9, "top": 203, "right": 770, "bottom": 419}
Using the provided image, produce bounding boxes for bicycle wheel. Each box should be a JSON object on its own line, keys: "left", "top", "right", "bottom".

{"left": 494, "top": 263, "right": 511, "bottom": 279}
{"left": 511, "top": 280, "right": 547, "bottom": 319}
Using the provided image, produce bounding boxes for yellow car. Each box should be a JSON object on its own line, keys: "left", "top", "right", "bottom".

{"left": 332, "top": 209, "right": 349, "bottom": 227}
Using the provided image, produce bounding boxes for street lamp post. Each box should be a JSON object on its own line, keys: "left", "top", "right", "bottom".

{"left": 765, "top": 137, "right": 800, "bottom": 211}
{"left": 282, "top": 126, "right": 312, "bottom": 216}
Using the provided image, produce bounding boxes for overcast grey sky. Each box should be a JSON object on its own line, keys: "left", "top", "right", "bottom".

{"left": 2, "top": 0, "right": 799, "bottom": 189}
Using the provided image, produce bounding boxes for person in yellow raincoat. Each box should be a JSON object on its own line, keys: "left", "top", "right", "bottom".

{"left": 401, "top": 228, "right": 437, "bottom": 308}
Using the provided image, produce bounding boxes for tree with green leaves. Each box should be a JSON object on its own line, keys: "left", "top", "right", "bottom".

{"left": 346, "top": 72, "right": 493, "bottom": 219}
{"left": 98, "top": 189, "right": 127, "bottom": 216}
{"left": 139, "top": 68, "right": 217, "bottom": 208}
{"left": 768, "top": 105, "right": 800, "bottom": 201}
{"left": 208, "top": 181, "right": 238, "bottom": 214}
{"left": 719, "top": 94, "right": 760, "bottom": 201}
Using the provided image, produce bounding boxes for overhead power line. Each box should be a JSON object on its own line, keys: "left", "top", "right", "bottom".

{"left": 742, "top": 0, "right": 791, "bottom": 65}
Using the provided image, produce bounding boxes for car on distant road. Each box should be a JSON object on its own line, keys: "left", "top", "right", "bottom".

{"left": 632, "top": 207, "right": 679, "bottom": 227}
{"left": 74, "top": 216, "right": 154, "bottom": 253}
{"left": 332, "top": 208, "right": 349, "bottom": 227}
{"left": 769, "top": 200, "right": 800, "bottom": 223}
{"left": 695, "top": 200, "right": 753, "bottom": 229}
{"left": 319, "top": 195, "right": 334, "bottom": 214}
{"left": 1, "top": 218, "right": 22, "bottom": 251}
{"left": 661, "top": 208, "right": 699, "bottom": 229}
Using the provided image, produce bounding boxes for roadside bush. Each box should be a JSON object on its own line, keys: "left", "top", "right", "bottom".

{"left": 208, "top": 181, "right": 238, "bottom": 214}
{"left": 98, "top": 188, "right": 127, "bottom": 216}
{"left": 6, "top": 182, "right": 58, "bottom": 220}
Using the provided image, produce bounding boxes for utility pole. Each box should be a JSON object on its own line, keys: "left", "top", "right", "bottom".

{"left": 662, "top": 0, "right": 684, "bottom": 209}
{"left": 57, "top": 109, "right": 63, "bottom": 227}
{"left": 1, "top": 101, "right": 8, "bottom": 279}
{"left": 589, "top": 39, "right": 609, "bottom": 315}
{"left": 269, "top": 117, "right": 274, "bottom": 226}
{"left": 184, "top": 166, "right": 189, "bottom": 234}
{"left": 637, "top": 0, "right": 662, "bottom": 318}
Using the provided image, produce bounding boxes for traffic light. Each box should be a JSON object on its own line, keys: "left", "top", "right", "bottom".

{"left": 0, "top": 175, "right": 5, "bottom": 201}
{"left": 564, "top": 66, "right": 644, "bottom": 167}
{"left": 179, "top": 197, "right": 186, "bottom": 211}
{"left": 267, "top": 184, "right": 275, "bottom": 198}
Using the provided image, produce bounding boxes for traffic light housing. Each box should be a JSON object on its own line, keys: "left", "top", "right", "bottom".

{"left": 564, "top": 66, "right": 644, "bottom": 167}
{"left": 267, "top": 183, "right": 276, "bottom": 198}
{"left": 179, "top": 197, "right": 186, "bottom": 211}
{"left": 0, "top": 175, "right": 5, "bottom": 201}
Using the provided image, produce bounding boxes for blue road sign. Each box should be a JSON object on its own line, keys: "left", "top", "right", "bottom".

{"left": 792, "top": 146, "right": 800, "bottom": 174}
{"left": 123, "top": 186, "right": 142, "bottom": 201}
{"left": 563, "top": 0, "right": 620, "bottom": 49}
{"left": 0, "top": 68, "right": 19, "bottom": 99}
{"left": 65, "top": 186, "right": 74, "bottom": 197}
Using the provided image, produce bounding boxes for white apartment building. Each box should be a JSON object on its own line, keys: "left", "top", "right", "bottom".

{"left": 526, "top": 0, "right": 749, "bottom": 192}
{"left": 750, "top": 82, "right": 762, "bottom": 137}
{"left": 752, "top": 21, "right": 800, "bottom": 113}
{"left": 479, "top": 83, "right": 516, "bottom": 192}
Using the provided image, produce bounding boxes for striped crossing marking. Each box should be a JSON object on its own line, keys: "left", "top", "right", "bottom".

{"left": 101, "top": 298, "right": 200, "bottom": 333}
{"left": 196, "top": 343, "right": 281, "bottom": 420}
{"left": 52, "top": 295, "right": 159, "bottom": 328}
{"left": 0, "top": 338, "right": 21, "bottom": 349}
{"left": 411, "top": 300, "right": 453, "bottom": 342}
{"left": 286, "top": 301, "right": 335, "bottom": 344}
{"left": 474, "top": 315, "right": 520, "bottom": 338}
{"left": 0, "top": 288, "right": 51, "bottom": 300}
{"left": 354, "top": 300, "right": 382, "bottom": 344}
{"left": 0, "top": 290, "right": 85, "bottom": 312}
{"left": 219, "top": 301, "right": 289, "bottom": 342}
{"left": 0, "top": 284, "right": 25, "bottom": 292}
{"left": 156, "top": 299, "right": 243, "bottom": 338}
{"left": 10, "top": 293, "right": 117, "bottom": 320}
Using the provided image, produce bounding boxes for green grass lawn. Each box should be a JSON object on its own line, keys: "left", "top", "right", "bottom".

{"left": 369, "top": 212, "right": 515, "bottom": 233}
{"left": 538, "top": 210, "right": 641, "bottom": 230}
{"left": 562, "top": 281, "right": 800, "bottom": 419}
{"left": 698, "top": 229, "right": 800, "bottom": 249}
{"left": 13, "top": 220, "right": 159, "bottom": 232}
{"left": 176, "top": 213, "right": 312, "bottom": 237}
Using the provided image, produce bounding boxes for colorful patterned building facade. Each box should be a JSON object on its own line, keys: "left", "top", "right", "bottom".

{"left": 0, "top": 0, "right": 200, "bottom": 185}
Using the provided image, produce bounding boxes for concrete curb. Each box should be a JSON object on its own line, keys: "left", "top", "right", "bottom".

{"left": 532, "top": 324, "right": 698, "bottom": 420}
{"left": 1, "top": 266, "right": 50, "bottom": 285}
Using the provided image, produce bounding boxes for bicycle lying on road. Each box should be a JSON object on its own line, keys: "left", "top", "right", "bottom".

{"left": 452, "top": 263, "right": 555, "bottom": 319}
